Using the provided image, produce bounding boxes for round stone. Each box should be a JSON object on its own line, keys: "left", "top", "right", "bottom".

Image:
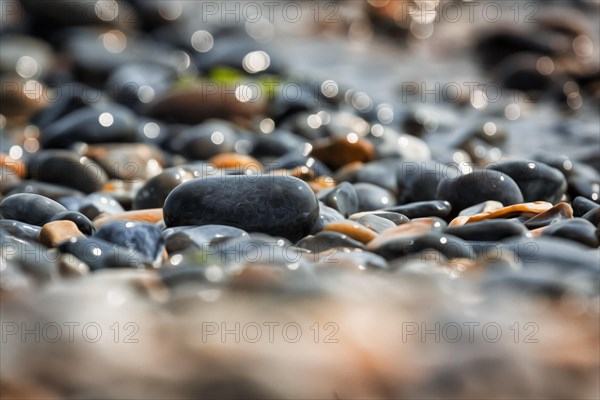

{"left": 163, "top": 175, "right": 319, "bottom": 242}
{"left": 0, "top": 193, "right": 67, "bottom": 226}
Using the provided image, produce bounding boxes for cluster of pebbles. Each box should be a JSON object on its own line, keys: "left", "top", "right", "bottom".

{"left": 1, "top": 1, "right": 599, "bottom": 399}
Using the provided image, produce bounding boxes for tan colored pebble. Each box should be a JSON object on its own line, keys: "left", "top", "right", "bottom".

{"left": 312, "top": 136, "right": 375, "bottom": 170}
{"left": 366, "top": 223, "right": 432, "bottom": 251}
{"left": 0, "top": 153, "right": 26, "bottom": 178}
{"left": 94, "top": 209, "right": 163, "bottom": 228}
{"left": 323, "top": 221, "right": 378, "bottom": 244}
{"left": 208, "top": 153, "right": 262, "bottom": 171}
{"left": 449, "top": 201, "right": 553, "bottom": 227}
{"left": 39, "top": 220, "right": 84, "bottom": 248}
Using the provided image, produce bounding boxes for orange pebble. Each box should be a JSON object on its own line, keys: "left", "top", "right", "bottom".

{"left": 94, "top": 208, "right": 163, "bottom": 227}
{"left": 39, "top": 220, "right": 84, "bottom": 248}
{"left": 0, "top": 153, "right": 26, "bottom": 178}
{"left": 323, "top": 221, "right": 378, "bottom": 244}
{"left": 209, "top": 153, "right": 262, "bottom": 171}
{"left": 449, "top": 201, "right": 553, "bottom": 227}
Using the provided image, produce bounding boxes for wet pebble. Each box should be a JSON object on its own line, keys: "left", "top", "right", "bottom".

{"left": 296, "top": 231, "right": 365, "bottom": 253}
{"left": 445, "top": 220, "right": 527, "bottom": 242}
{"left": 94, "top": 221, "right": 165, "bottom": 265}
{"left": 0, "top": 220, "right": 42, "bottom": 242}
{"left": 353, "top": 182, "right": 396, "bottom": 211}
{"left": 48, "top": 211, "right": 95, "bottom": 235}
{"left": 316, "top": 182, "right": 358, "bottom": 217}
{"left": 0, "top": 193, "right": 66, "bottom": 226}
{"left": 163, "top": 225, "right": 248, "bottom": 254}
{"left": 323, "top": 221, "right": 378, "bottom": 244}
{"left": 78, "top": 193, "right": 125, "bottom": 220}
{"left": 524, "top": 203, "right": 573, "bottom": 230}
{"left": 39, "top": 220, "right": 84, "bottom": 248}
{"left": 163, "top": 175, "right": 319, "bottom": 242}
{"left": 541, "top": 218, "right": 599, "bottom": 248}
{"left": 437, "top": 170, "right": 524, "bottom": 217}
{"left": 58, "top": 237, "right": 149, "bottom": 271}
{"left": 384, "top": 200, "right": 451, "bottom": 219}
{"left": 488, "top": 160, "right": 566, "bottom": 203}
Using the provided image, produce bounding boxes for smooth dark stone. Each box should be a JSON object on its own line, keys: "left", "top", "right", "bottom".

{"left": 573, "top": 196, "right": 600, "bottom": 216}
{"left": 384, "top": 200, "right": 451, "bottom": 219}
{"left": 296, "top": 231, "right": 365, "bottom": 253}
{"left": 541, "top": 218, "right": 599, "bottom": 248}
{"left": 335, "top": 159, "right": 399, "bottom": 193}
{"left": 168, "top": 120, "right": 238, "bottom": 160}
{"left": 41, "top": 105, "right": 138, "bottom": 148}
{"left": 352, "top": 214, "right": 396, "bottom": 233}
{"left": 350, "top": 211, "right": 410, "bottom": 226}
{"left": 437, "top": 170, "right": 523, "bottom": 217}
{"left": 317, "top": 182, "right": 358, "bottom": 217}
{"left": 265, "top": 152, "right": 332, "bottom": 177}
{"left": 505, "top": 237, "right": 600, "bottom": 274}
{"left": 567, "top": 176, "right": 600, "bottom": 203}
{"left": 58, "top": 237, "right": 149, "bottom": 271}
{"left": 250, "top": 130, "right": 307, "bottom": 159}
{"left": 0, "top": 193, "right": 67, "bottom": 226}
{"left": 213, "top": 234, "right": 303, "bottom": 266}
{"left": 311, "top": 204, "right": 345, "bottom": 234}
{"left": 582, "top": 208, "right": 600, "bottom": 227}
{"left": 397, "top": 161, "right": 462, "bottom": 204}
{"left": 373, "top": 233, "right": 472, "bottom": 261}
{"left": 78, "top": 193, "right": 124, "bottom": 220}
{"left": 353, "top": 182, "right": 396, "bottom": 212}
{"left": 132, "top": 167, "right": 194, "bottom": 210}
{"left": 27, "top": 150, "right": 108, "bottom": 194}
{"left": 488, "top": 160, "right": 566, "bottom": 203}
{"left": 524, "top": 203, "right": 573, "bottom": 230}
{"left": 163, "top": 225, "right": 248, "bottom": 254}
{"left": 445, "top": 220, "right": 526, "bottom": 242}
{"left": 94, "top": 220, "right": 164, "bottom": 263}
{"left": 6, "top": 181, "right": 84, "bottom": 201}
{"left": 163, "top": 175, "right": 319, "bottom": 242}
{"left": 30, "top": 83, "right": 91, "bottom": 129}
{"left": 106, "top": 63, "right": 175, "bottom": 111}
{"left": 57, "top": 195, "right": 86, "bottom": 211}
{"left": 48, "top": 211, "right": 95, "bottom": 235}
{"left": 0, "top": 220, "right": 41, "bottom": 242}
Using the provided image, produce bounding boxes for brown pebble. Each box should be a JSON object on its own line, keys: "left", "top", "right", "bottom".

{"left": 39, "top": 220, "right": 84, "bottom": 248}
{"left": 366, "top": 223, "right": 432, "bottom": 251}
{"left": 0, "top": 153, "right": 26, "bottom": 178}
{"left": 311, "top": 136, "right": 375, "bottom": 170}
{"left": 94, "top": 208, "right": 163, "bottom": 227}
{"left": 449, "top": 201, "right": 553, "bottom": 227}
{"left": 323, "top": 221, "right": 378, "bottom": 244}
{"left": 208, "top": 153, "right": 262, "bottom": 171}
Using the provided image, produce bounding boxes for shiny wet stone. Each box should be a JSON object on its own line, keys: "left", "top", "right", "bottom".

{"left": 437, "top": 170, "right": 524, "bottom": 217}
{"left": 488, "top": 160, "right": 566, "bottom": 203}
{"left": 353, "top": 182, "right": 396, "bottom": 211}
{"left": 384, "top": 200, "right": 451, "bottom": 219}
{"left": 163, "top": 225, "right": 248, "bottom": 254}
{"left": 48, "top": 211, "right": 95, "bottom": 235}
{"left": 58, "top": 237, "right": 149, "bottom": 271}
{"left": 351, "top": 213, "right": 396, "bottom": 233}
{"left": 163, "top": 175, "right": 319, "bottom": 242}
{"left": 0, "top": 220, "right": 42, "bottom": 242}
{"left": 296, "top": 231, "right": 366, "bottom": 253}
{"left": 317, "top": 182, "right": 358, "bottom": 217}
{"left": 39, "top": 220, "right": 84, "bottom": 248}
{"left": 0, "top": 193, "right": 67, "bottom": 226}
{"left": 78, "top": 193, "right": 125, "bottom": 220}
{"left": 541, "top": 218, "right": 599, "bottom": 248}
{"left": 397, "top": 161, "right": 462, "bottom": 204}
{"left": 94, "top": 220, "right": 165, "bottom": 264}
{"left": 349, "top": 211, "right": 410, "bottom": 226}
{"left": 445, "top": 220, "right": 527, "bottom": 242}
{"left": 524, "top": 203, "right": 573, "bottom": 230}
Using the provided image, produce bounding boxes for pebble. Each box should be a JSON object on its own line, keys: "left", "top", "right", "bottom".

{"left": 27, "top": 150, "right": 108, "bottom": 194}
{"left": 41, "top": 105, "right": 138, "bottom": 148}
{"left": 445, "top": 220, "right": 527, "bottom": 242}
{"left": 316, "top": 182, "right": 358, "bottom": 217}
{"left": 132, "top": 167, "right": 195, "bottom": 210}
{"left": 349, "top": 211, "right": 410, "bottom": 226}
{"left": 488, "top": 160, "right": 567, "bottom": 203}
{"left": 168, "top": 120, "right": 239, "bottom": 160}
{"left": 93, "top": 209, "right": 164, "bottom": 228}
{"left": 384, "top": 200, "right": 452, "bottom": 219}
{"left": 353, "top": 182, "right": 396, "bottom": 211}
{"left": 524, "top": 203, "right": 573, "bottom": 230}
{"left": 541, "top": 218, "right": 599, "bottom": 248}
{"left": 163, "top": 176, "right": 319, "bottom": 242}
{"left": 48, "top": 211, "right": 95, "bottom": 235}
{"left": 57, "top": 237, "right": 150, "bottom": 271}
{"left": 94, "top": 221, "right": 165, "bottom": 265}
{"left": 39, "top": 220, "right": 84, "bottom": 248}
{"left": 323, "top": 221, "right": 378, "bottom": 244}
{"left": 397, "top": 161, "right": 461, "bottom": 204}
{"left": 310, "top": 136, "right": 375, "bottom": 170}
{"left": 163, "top": 224, "right": 248, "bottom": 254}
{"left": 0, "top": 220, "right": 42, "bottom": 242}
{"left": 78, "top": 193, "right": 125, "bottom": 220}
{"left": 450, "top": 202, "right": 553, "bottom": 227}
{"left": 296, "top": 231, "right": 366, "bottom": 253}
{"left": 0, "top": 193, "right": 66, "bottom": 226}
{"left": 437, "top": 170, "right": 524, "bottom": 217}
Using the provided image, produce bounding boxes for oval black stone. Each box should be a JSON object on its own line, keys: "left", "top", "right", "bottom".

{"left": 437, "top": 170, "right": 523, "bottom": 217}
{"left": 163, "top": 175, "right": 319, "bottom": 242}
{"left": 541, "top": 218, "right": 599, "bottom": 248}
{"left": 445, "top": 220, "right": 526, "bottom": 242}
{"left": 0, "top": 193, "right": 67, "bottom": 226}
{"left": 384, "top": 200, "right": 451, "bottom": 219}
{"left": 488, "top": 160, "right": 566, "bottom": 203}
